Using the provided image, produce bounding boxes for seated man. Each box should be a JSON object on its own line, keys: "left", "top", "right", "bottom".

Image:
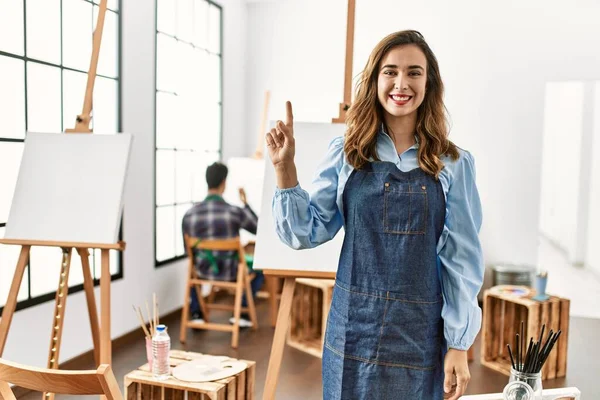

{"left": 182, "top": 162, "right": 263, "bottom": 328}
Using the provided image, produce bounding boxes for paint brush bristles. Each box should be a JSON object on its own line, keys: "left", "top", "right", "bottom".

{"left": 507, "top": 344, "right": 516, "bottom": 370}
{"left": 133, "top": 305, "right": 151, "bottom": 339}
{"left": 153, "top": 292, "right": 159, "bottom": 328}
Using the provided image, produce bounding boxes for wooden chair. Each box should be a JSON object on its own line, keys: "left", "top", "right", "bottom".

{"left": 0, "top": 358, "right": 122, "bottom": 399}
{"left": 180, "top": 235, "right": 258, "bottom": 348}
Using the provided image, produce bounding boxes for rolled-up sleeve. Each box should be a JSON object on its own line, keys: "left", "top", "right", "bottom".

{"left": 272, "top": 137, "right": 344, "bottom": 250}
{"left": 437, "top": 151, "right": 484, "bottom": 350}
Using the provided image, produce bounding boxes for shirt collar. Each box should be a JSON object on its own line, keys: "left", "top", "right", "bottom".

{"left": 204, "top": 194, "right": 224, "bottom": 202}
{"left": 378, "top": 124, "right": 420, "bottom": 156}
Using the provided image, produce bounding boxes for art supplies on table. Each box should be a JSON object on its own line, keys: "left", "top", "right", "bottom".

{"left": 532, "top": 271, "right": 550, "bottom": 301}
{"left": 459, "top": 387, "right": 580, "bottom": 400}
{"left": 172, "top": 355, "right": 248, "bottom": 383}
{"left": 502, "top": 321, "right": 563, "bottom": 399}
{"left": 489, "top": 285, "right": 533, "bottom": 298}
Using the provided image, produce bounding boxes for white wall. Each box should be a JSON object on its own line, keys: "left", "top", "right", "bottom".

{"left": 245, "top": 0, "right": 600, "bottom": 267}
{"left": 587, "top": 82, "right": 600, "bottom": 275}
{"left": 3, "top": 0, "right": 247, "bottom": 367}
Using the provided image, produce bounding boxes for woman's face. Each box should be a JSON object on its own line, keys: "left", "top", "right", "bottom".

{"left": 377, "top": 45, "right": 428, "bottom": 121}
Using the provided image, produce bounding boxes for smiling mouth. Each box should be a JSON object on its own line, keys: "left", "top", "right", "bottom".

{"left": 389, "top": 94, "right": 412, "bottom": 103}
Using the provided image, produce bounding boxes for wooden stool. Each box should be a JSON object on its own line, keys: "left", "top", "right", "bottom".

{"left": 286, "top": 278, "right": 334, "bottom": 358}
{"left": 124, "top": 350, "right": 255, "bottom": 400}
{"left": 181, "top": 236, "right": 258, "bottom": 349}
{"left": 480, "top": 287, "right": 570, "bottom": 379}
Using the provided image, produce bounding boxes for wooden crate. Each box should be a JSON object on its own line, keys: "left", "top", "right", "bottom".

{"left": 286, "top": 278, "right": 334, "bottom": 358}
{"left": 480, "top": 288, "right": 570, "bottom": 380}
{"left": 124, "top": 349, "right": 255, "bottom": 400}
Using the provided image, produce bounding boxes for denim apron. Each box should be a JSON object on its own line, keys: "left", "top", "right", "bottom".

{"left": 323, "top": 161, "right": 446, "bottom": 399}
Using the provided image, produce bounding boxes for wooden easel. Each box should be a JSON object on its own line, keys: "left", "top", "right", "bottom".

{"left": 0, "top": 1, "right": 121, "bottom": 399}
{"left": 261, "top": 1, "right": 355, "bottom": 398}
{"left": 332, "top": 0, "right": 356, "bottom": 124}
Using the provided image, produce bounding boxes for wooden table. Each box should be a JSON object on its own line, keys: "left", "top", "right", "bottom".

{"left": 124, "top": 350, "right": 255, "bottom": 400}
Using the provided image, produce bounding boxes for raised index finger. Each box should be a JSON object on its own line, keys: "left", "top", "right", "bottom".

{"left": 285, "top": 101, "right": 294, "bottom": 128}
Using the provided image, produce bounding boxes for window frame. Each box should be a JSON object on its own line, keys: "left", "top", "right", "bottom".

{"left": 0, "top": 0, "right": 123, "bottom": 315}
{"left": 153, "top": 0, "right": 224, "bottom": 268}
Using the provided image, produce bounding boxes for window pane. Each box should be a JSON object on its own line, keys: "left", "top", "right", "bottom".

{"left": 0, "top": 0, "right": 24, "bottom": 55}
{"left": 29, "top": 246, "right": 63, "bottom": 297}
{"left": 193, "top": 0, "right": 208, "bottom": 49}
{"left": 0, "top": 142, "right": 24, "bottom": 224}
{"left": 175, "top": 203, "right": 192, "bottom": 256}
{"left": 94, "top": 7, "right": 118, "bottom": 78}
{"left": 190, "top": 48, "right": 206, "bottom": 98}
{"left": 156, "top": 149, "right": 175, "bottom": 206}
{"left": 93, "top": 77, "right": 118, "bottom": 133}
{"left": 0, "top": 56, "right": 26, "bottom": 139}
{"left": 208, "top": 5, "right": 221, "bottom": 54}
{"left": 208, "top": 54, "right": 221, "bottom": 103}
{"left": 157, "top": 0, "right": 176, "bottom": 35}
{"left": 176, "top": 151, "right": 193, "bottom": 203}
{"left": 156, "top": 92, "right": 178, "bottom": 149}
{"left": 191, "top": 151, "right": 219, "bottom": 202}
{"left": 156, "top": 33, "right": 178, "bottom": 93}
{"left": 197, "top": 102, "right": 221, "bottom": 152}
{"left": 93, "top": 0, "right": 118, "bottom": 12}
{"left": 62, "top": 69, "right": 88, "bottom": 131}
{"left": 26, "top": 0, "right": 60, "bottom": 64}
{"left": 62, "top": 0, "right": 93, "bottom": 72}
{"left": 156, "top": 206, "right": 175, "bottom": 262}
{"left": 0, "top": 228, "right": 29, "bottom": 307}
{"left": 177, "top": 41, "right": 195, "bottom": 97}
{"left": 176, "top": 0, "right": 193, "bottom": 43}
{"left": 27, "top": 62, "right": 61, "bottom": 133}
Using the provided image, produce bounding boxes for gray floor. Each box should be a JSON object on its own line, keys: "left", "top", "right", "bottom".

{"left": 19, "top": 299, "right": 600, "bottom": 399}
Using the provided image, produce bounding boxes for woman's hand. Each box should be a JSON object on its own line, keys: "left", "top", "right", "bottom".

{"left": 443, "top": 348, "right": 470, "bottom": 400}
{"left": 266, "top": 101, "right": 298, "bottom": 189}
{"left": 266, "top": 101, "right": 295, "bottom": 168}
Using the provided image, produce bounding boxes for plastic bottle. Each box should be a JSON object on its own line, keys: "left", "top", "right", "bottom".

{"left": 152, "top": 324, "right": 171, "bottom": 380}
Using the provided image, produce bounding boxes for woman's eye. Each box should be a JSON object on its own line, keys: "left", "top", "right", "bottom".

{"left": 383, "top": 70, "right": 395, "bottom": 76}
{"left": 409, "top": 72, "right": 422, "bottom": 77}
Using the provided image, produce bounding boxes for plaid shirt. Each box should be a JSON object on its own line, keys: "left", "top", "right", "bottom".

{"left": 182, "top": 194, "right": 258, "bottom": 281}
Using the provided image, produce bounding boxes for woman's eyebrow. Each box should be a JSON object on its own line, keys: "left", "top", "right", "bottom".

{"left": 380, "top": 64, "right": 425, "bottom": 71}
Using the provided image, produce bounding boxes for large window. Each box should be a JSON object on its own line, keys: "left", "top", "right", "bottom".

{"left": 155, "top": 0, "right": 223, "bottom": 266}
{"left": 0, "top": 0, "right": 121, "bottom": 313}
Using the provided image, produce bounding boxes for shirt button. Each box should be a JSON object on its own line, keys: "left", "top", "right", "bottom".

{"left": 421, "top": 186, "right": 426, "bottom": 190}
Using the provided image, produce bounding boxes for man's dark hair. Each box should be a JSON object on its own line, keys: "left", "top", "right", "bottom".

{"left": 206, "top": 162, "right": 228, "bottom": 189}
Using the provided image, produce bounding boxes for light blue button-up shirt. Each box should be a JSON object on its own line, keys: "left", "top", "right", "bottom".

{"left": 272, "top": 131, "right": 484, "bottom": 350}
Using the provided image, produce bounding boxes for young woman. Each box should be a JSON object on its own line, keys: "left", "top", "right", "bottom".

{"left": 265, "top": 30, "right": 484, "bottom": 400}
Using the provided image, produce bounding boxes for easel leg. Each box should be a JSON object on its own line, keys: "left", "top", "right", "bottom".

{"left": 267, "top": 276, "right": 279, "bottom": 328}
{"left": 78, "top": 248, "right": 101, "bottom": 366}
{"left": 0, "top": 246, "right": 31, "bottom": 356}
{"left": 44, "top": 248, "right": 73, "bottom": 400}
{"left": 100, "top": 249, "right": 111, "bottom": 364}
{"left": 100, "top": 250, "right": 111, "bottom": 400}
{"left": 263, "top": 277, "right": 296, "bottom": 400}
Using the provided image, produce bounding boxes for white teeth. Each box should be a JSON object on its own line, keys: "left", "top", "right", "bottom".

{"left": 391, "top": 95, "right": 410, "bottom": 101}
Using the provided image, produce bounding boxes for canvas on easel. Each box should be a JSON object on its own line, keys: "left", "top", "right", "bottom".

{"left": 0, "top": 1, "right": 129, "bottom": 399}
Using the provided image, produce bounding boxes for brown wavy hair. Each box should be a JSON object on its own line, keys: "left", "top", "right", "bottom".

{"left": 344, "top": 30, "right": 458, "bottom": 177}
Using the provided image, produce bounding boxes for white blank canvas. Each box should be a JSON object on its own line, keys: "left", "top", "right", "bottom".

{"left": 253, "top": 122, "right": 346, "bottom": 275}
{"left": 4, "top": 132, "right": 133, "bottom": 244}
{"left": 223, "top": 157, "right": 265, "bottom": 244}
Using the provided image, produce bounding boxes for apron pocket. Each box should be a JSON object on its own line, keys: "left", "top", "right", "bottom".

{"left": 376, "top": 295, "right": 443, "bottom": 369}
{"left": 325, "top": 283, "right": 387, "bottom": 362}
{"left": 383, "top": 182, "right": 427, "bottom": 234}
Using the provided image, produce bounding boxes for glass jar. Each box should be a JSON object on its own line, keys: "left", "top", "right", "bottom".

{"left": 503, "top": 367, "right": 543, "bottom": 400}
